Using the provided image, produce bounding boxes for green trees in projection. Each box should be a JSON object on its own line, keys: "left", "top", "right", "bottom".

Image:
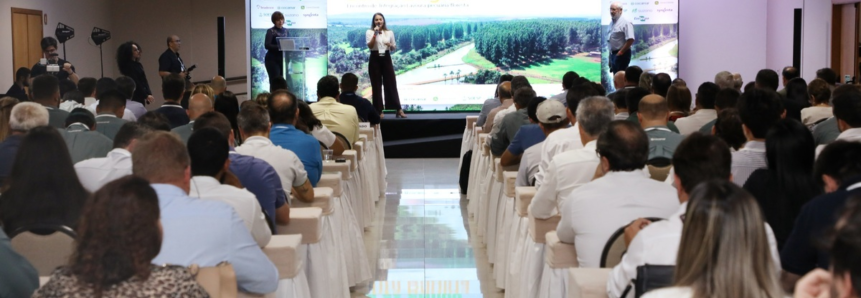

{"left": 473, "top": 20, "right": 600, "bottom": 67}
{"left": 345, "top": 23, "right": 470, "bottom": 52}
{"left": 630, "top": 24, "right": 678, "bottom": 55}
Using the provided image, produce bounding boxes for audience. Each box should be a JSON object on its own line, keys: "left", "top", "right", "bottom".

{"left": 297, "top": 100, "right": 345, "bottom": 155}
{"left": 30, "top": 74, "right": 68, "bottom": 128}
{"left": 476, "top": 74, "right": 513, "bottom": 127}
{"left": 639, "top": 72, "right": 654, "bottom": 90}
{"left": 77, "top": 77, "right": 98, "bottom": 107}
{"left": 714, "top": 71, "right": 734, "bottom": 90}
{"left": 116, "top": 76, "right": 147, "bottom": 119}
{"left": 651, "top": 73, "right": 672, "bottom": 97}
{"left": 58, "top": 108, "right": 113, "bottom": 163}
{"left": 188, "top": 128, "right": 272, "bottom": 247}
{"left": 0, "top": 126, "right": 88, "bottom": 235}
{"left": 172, "top": 93, "right": 213, "bottom": 143}
{"left": 132, "top": 131, "right": 278, "bottom": 294}
{"left": 813, "top": 84, "right": 860, "bottom": 145}
{"left": 556, "top": 120, "right": 679, "bottom": 267}
{"left": 211, "top": 75, "right": 227, "bottom": 96}
{"left": 500, "top": 96, "right": 547, "bottom": 167}
{"left": 779, "top": 66, "right": 800, "bottom": 96}
{"left": 214, "top": 90, "right": 241, "bottom": 141}
{"left": 5, "top": 67, "right": 29, "bottom": 102}
{"left": 675, "top": 82, "right": 720, "bottom": 136}
{"left": 74, "top": 122, "right": 150, "bottom": 192}
{"left": 86, "top": 77, "right": 136, "bottom": 122}
{"left": 784, "top": 77, "right": 811, "bottom": 121}
{"left": 59, "top": 90, "right": 86, "bottom": 112}
{"left": 550, "top": 71, "right": 579, "bottom": 103}
{"left": 136, "top": 111, "right": 172, "bottom": 132}
{"left": 93, "top": 89, "right": 130, "bottom": 140}
{"left": 270, "top": 76, "right": 288, "bottom": 93}
{"left": 815, "top": 90, "right": 861, "bottom": 156}
{"left": 613, "top": 71, "right": 626, "bottom": 91}
{"left": 0, "top": 97, "right": 20, "bottom": 142}
{"left": 311, "top": 75, "right": 361, "bottom": 145}
{"left": 625, "top": 86, "right": 680, "bottom": 133}
{"left": 339, "top": 73, "right": 381, "bottom": 125}
{"left": 611, "top": 89, "right": 629, "bottom": 120}
{"left": 641, "top": 180, "right": 782, "bottom": 298}
{"left": 744, "top": 119, "right": 821, "bottom": 249}
{"left": 531, "top": 96, "right": 614, "bottom": 219}
{"left": 482, "top": 81, "right": 513, "bottom": 133}
{"left": 266, "top": 90, "right": 323, "bottom": 186}
{"left": 490, "top": 87, "right": 535, "bottom": 156}
{"left": 639, "top": 94, "right": 683, "bottom": 161}
{"left": 697, "top": 87, "right": 740, "bottom": 134}
{"left": 666, "top": 84, "right": 691, "bottom": 121}
{"left": 801, "top": 78, "right": 833, "bottom": 127}
{"left": 33, "top": 176, "right": 209, "bottom": 298}
{"left": 756, "top": 68, "right": 781, "bottom": 92}
{"left": 732, "top": 73, "right": 744, "bottom": 92}
{"left": 623, "top": 66, "right": 643, "bottom": 90}
{"left": 713, "top": 108, "right": 746, "bottom": 151}
{"left": 0, "top": 228, "right": 38, "bottom": 297}
{"left": 732, "top": 88, "right": 785, "bottom": 186}
{"left": 154, "top": 73, "right": 189, "bottom": 128}
{"left": 515, "top": 99, "right": 567, "bottom": 187}
{"left": 816, "top": 67, "right": 839, "bottom": 90}
{"left": 0, "top": 102, "right": 49, "bottom": 184}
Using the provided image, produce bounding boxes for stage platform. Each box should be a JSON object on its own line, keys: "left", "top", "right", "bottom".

{"left": 379, "top": 112, "right": 475, "bottom": 158}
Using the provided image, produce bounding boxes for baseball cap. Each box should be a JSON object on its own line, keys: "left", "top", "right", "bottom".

{"left": 537, "top": 100, "right": 567, "bottom": 124}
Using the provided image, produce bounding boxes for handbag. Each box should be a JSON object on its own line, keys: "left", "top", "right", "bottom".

{"left": 188, "top": 262, "right": 238, "bottom": 298}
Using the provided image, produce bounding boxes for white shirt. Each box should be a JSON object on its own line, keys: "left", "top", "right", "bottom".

{"left": 74, "top": 148, "right": 133, "bottom": 193}
{"left": 365, "top": 29, "right": 395, "bottom": 52}
{"left": 673, "top": 109, "right": 716, "bottom": 136}
{"left": 614, "top": 112, "right": 629, "bottom": 121}
{"left": 801, "top": 106, "right": 833, "bottom": 128}
{"left": 549, "top": 90, "right": 567, "bottom": 104}
{"left": 606, "top": 202, "right": 782, "bottom": 298}
{"left": 190, "top": 176, "right": 272, "bottom": 248}
{"left": 87, "top": 101, "right": 138, "bottom": 121}
{"left": 84, "top": 97, "right": 97, "bottom": 107}
{"left": 311, "top": 125, "right": 336, "bottom": 148}
{"left": 516, "top": 141, "right": 544, "bottom": 187}
{"left": 486, "top": 104, "right": 517, "bottom": 146}
{"left": 731, "top": 140, "right": 767, "bottom": 186}
{"left": 235, "top": 136, "right": 309, "bottom": 188}
{"left": 530, "top": 140, "right": 599, "bottom": 219}
{"left": 816, "top": 127, "right": 861, "bottom": 157}
{"left": 535, "top": 124, "right": 582, "bottom": 188}
{"left": 640, "top": 287, "right": 693, "bottom": 298}
{"left": 59, "top": 100, "right": 85, "bottom": 112}
{"left": 556, "top": 170, "right": 680, "bottom": 268}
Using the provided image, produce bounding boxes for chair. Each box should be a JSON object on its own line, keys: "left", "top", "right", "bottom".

{"left": 618, "top": 264, "right": 675, "bottom": 298}
{"left": 599, "top": 218, "right": 664, "bottom": 268}
{"left": 189, "top": 262, "right": 238, "bottom": 298}
{"left": 9, "top": 224, "right": 76, "bottom": 276}
{"left": 332, "top": 131, "right": 352, "bottom": 150}
{"left": 647, "top": 165, "right": 672, "bottom": 182}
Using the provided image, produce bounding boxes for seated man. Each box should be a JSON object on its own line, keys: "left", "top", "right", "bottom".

{"left": 531, "top": 96, "right": 615, "bottom": 218}
{"left": 815, "top": 90, "right": 861, "bottom": 156}
{"left": 86, "top": 78, "right": 137, "bottom": 122}
{"left": 268, "top": 90, "right": 323, "bottom": 186}
{"left": 116, "top": 76, "right": 147, "bottom": 119}
{"left": 698, "top": 88, "right": 740, "bottom": 134}
{"left": 606, "top": 133, "right": 780, "bottom": 297}
{"left": 556, "top": 120, "right": 679, "bottom": 268}
{"left": 482, "top": 81, "right": 513, "bottom": 133}
{"left": 638, "top": 95, "right": 683, "bottom": 160}
{"left": 732, "top": 88, "right": 784, "bottom": 186}
{"left": 501, "top": 97, "right": 548, "bottom": 167}
{"left": 674, "top": 82, "right": 720, "bottom": 136}
{"left": 188, "top": 128, "right": 272, "bottom": 247}
{"left": 516, "top": 99, "right": 570, "bottom": 187}
{"left": 0, "top": 102, "right": 48, "bottom": 186}
{"left": 30, "top": 74, "right": 68, "bottom": 129}
{"left": 58, "top": 108, "right": 113, "bottom": 164}
{"left": 548, "top": 71, "right": 579, "bottom": 104}
{"left": 625, "top": 87, "right": 681, "bottom": 133}
{"left": 611, "top": 89, "right": 629, "bottom": 120}
{"left": 93, "top": 90, "right": 130, "bottom": 140}
{"left": 477, "top": 75, "right": 513, "bottom": 127}
{"left": 339, "top": 73, "right": 380, "bottom": 125}
{"left": 794, "top": 199, "right": 861, "bottom": 298}
{"left": 235, "top": 105, "right": 314, "bottom": 203}
{"left": 75, "top": 122, "right": 151, "bottom": 192}
{"left": 172, "top": 93, "right": 213, "bottom": 144}
{"left": 194, "top": 111, "right": 290, "bottom": 227}
{"left": 813, "top": 84, "right": 861, "bottom": 145}
{"left": 132, "top": 131, "right": 278, "bottom": 294}
{"left": 77, "top": 77, "right": 98, "bottom": 107}
{"left": 5, "top": 67, "right": 29, "bottom": 102}
{"left": 311, "top": 75, "right": 360, "bottom": 145}
{"left": 154, "top": 74, "right": 190, "bottom": 128}
{"left": 490, "top": 87, "right": 535, "bottom": 156}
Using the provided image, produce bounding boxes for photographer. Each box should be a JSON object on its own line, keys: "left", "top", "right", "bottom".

{"left": 30, "top": 37, "right": 79, "bottom": 84}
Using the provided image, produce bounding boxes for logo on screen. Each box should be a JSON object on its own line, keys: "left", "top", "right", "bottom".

{"left": 634, "top": 16, "right": 649, "bottom": 22}
{"left": 433, "top": 97, "right": 439, "bottom": 101}
{"left": 655, "top": 1, "right": 659, "bottom": 4}
{"left": 285, "top": 20, "right": 295, "bottom": 26}
{"left": 301, "top": 6, "right": 305, "bottom": 9}
{"left": 658, "top": 8, "right": 673, "bottom": 13}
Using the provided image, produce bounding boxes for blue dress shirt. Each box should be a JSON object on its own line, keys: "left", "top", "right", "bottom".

{"left": 269, "top": 124, "right": 323, "bottom": 186}
{"left": 229, "top": 149, "right": 288, "bottom": 228}
{"left": 506, "top": 124, "right": 546, "bottom": 155}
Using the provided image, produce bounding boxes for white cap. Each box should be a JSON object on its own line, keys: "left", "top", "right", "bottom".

{"left": 537, "top": 100, "right": 567, "bottom": 124}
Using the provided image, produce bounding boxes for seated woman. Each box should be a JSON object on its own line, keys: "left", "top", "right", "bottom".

{"left": 34, "top": 176, "right": 209, "bottom": 297}
{"left": 296, "top": 100, "right": 346, "bottom": 155}
{"left": 0, "top": 126, "right": 89, "bottom": 236}
{"left": 643, "top": 180, "right": 783, "bottom": 298}
{"left": 666, "top": 85, "right": 691, "bottom": 122}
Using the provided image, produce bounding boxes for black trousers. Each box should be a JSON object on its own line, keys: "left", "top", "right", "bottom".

{"left": 368, "top": 51, "right": 401, "bottom": 112}
{"left": 609, "top": 49, "right": 632, "bottom": 74}
{"left": 264, "top": 55, "right": 292, "bottom": 91}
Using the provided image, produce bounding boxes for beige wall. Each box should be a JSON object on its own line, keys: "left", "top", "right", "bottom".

{"left": 840, "top": 3, "right": 856, "bottom": 82}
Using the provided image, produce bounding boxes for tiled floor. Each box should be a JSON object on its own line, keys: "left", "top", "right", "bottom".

{"left": 351, "top": 158, "right": 503, "bottom": 298}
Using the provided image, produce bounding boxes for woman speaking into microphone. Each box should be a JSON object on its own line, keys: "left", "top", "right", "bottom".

{"left": 366, "top": 13, "right": 406, "bottom": 118}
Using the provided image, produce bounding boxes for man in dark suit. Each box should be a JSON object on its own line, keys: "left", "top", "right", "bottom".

{"left": 154, "top": 74, "right": 189, "bottom": 128}
{"left": 338, "top": 73, "right": 380, "bottom": 125}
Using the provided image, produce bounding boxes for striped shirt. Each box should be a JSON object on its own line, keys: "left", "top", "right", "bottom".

{"left": 731, "top": 140, "right": 767, "bottom": 186}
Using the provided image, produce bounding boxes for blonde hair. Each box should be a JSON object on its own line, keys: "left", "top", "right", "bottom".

{"left": 0, "top": 97, "right": 20, "bottom": 141}
{"left": 674, "top": 180, "right": 782, "bottom": 298}
{"left": 191, "top": 84, "right": 215, "bottom": 102}
{"left": 255, "top": 92, "right": 270, "bottom": 109}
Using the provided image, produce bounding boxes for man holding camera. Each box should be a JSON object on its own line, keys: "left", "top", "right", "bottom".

{"left": 30, "top": 37, "right": 79, "bottom": 84}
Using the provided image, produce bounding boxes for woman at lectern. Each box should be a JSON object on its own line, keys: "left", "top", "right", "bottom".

{"left": 264, "top": 11, "right": 289, "bottom": 89}
{"left": 366, "top": 13, "right": 406, "bottom": 118}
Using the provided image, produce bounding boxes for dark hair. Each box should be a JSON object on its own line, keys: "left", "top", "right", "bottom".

{"left": 136, "top": 111, "right": 171, "bottom": 132}
{"left": 370, "top": 13, "right": 388, "bottom": 30}
{"left": 816, "top": 68, "right": 839, "bottom": 85}
{"left": 714, "top": 88, "right": 740, "bottom": 110}
{"left": 113, "top": 122, "right": 152, "bottom": 149}
{"left": 567, "top": 81, "right": 599, "bottom": 114}
{"left": 59, "top": 80, "right": 77, "bottom": 98}
{"left": 815, "top": 141, "right": 861, "bottom": 184}
{"left": 161, "top": 74, "right": 186, "bottom": 101}
{"left": 116, "top": 41, "right": 141, "bottom": 73}
{"left": 782, "top": 66, "right": 800, "bottom": 81}
{"left": 624, "top": 87, "right": 650, "bottom": 114}
{"left": 763, "top": 118, "right": 821, "bottom": 223}
{"left": 188, "top": 128, "right": 229, "bottom": 177}
{"left": 65, "top": 108, "right": 96, "bottom": 128}
{"left": 341, "top": 73, "right": 359, "bottom": 90}
{"left": 625, "top": 66, "right": 643, "bottom": 84}
{"left": 316, "top": 75, "right": 340, "bottom": 99}
{"left": 69, "top": 176, "right": 161, "bottom": 296}
{"left": 651, "top": 73, "right": 672, "bottom": 97}
{"left": 271, "top": 11, "right": 285, "bottom": 24}
{"left": 667, "top": 85, "right": 692, "bottom": 113}
{"left": 597, "top": 120, "right": 649, "bottom": 171}
{"left": 755, "top": 69, "right": 780, "bottom": 91}
{"left": 40, "top": 37, "right": 58, "bottom": 51}
{"left": 15, "top": 67, "right": 30, "bottom": 82}
{"left": 267, "top": 90, "right": 298, "bottom": 125}
{"left": 695, "top": 82, "right": 721, "bottom": 109}
{"left": 97, "top": 89, "right": 127, "bottom": 112}
{"left": 63, "top": 90, "right": 85, "bottom": 105}
{"left": 31, "top": 74, "right": 59, "bottom": 101}
{"left": 611, "top": 89, "right": 628, "bottom": 109}
{"left": 785, "top": 77, "right": 810, "bottom": 105}
{"left": 270, "top": 77, "right": 288, "bottom": 93}
{"left": 737, "top": 88, "right": 784, "bottom": 138}
{"left": 194, "top": 111, "right": 233, "bottom": 140}
{"left": 562, "top": 71, "right": 580, "bottom": 89}
{"left": 238, "top": 104, "right": 272, "bottom": 135}
{"left": 296, "top": 100, "right": 323, "bottom": 133}
{"left": 78, "top": 77, "right": 98, "bottom": 97}
{"left": 499, "top": 74, "right": 514, "bottom": 83}
{"left": 115, "top": 76, "right": 136, "bottom": 99}
{"left": 510, "top": 76, "right": 531, "bottom": 93}
{"left": 95, "top": 78, "right": 118, "bottom": 99}
{"left": 714, "top": 109, "right": 747, "bottom": 150}
{"left": 833, "top": 91, "right": 861, "bottom": 127}
{"left": 592, "top": 82, "right": 607, "bottom": 96}
{"left": 808, "top": 78, "right": 832, "bottom": 105}
{"left": 0, "top": 126, "right": 88, "bottom": 234}
{"left": 214, "top": 91, "right": 239, "bottom": 134}
{"left": 672, "top": 133, "right": 732, "bottom": 193}
{"left": 513, "top": 87, "right": 536, "bottom": 108}
{"left": 527, "top": 97, "right": 547, "bottom": 123}
{"left": 830, "top": 195, "right": 861, "bottom": 294}
{"left": 743, "top": 82, "right": 756, "bottom": 93}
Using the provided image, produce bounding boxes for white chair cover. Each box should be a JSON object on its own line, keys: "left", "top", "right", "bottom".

{"left": 334, "top": 182, "right": 372, "bottom": 287}
{"left": 518, "top": 238, "right": 546, "bottom": 298}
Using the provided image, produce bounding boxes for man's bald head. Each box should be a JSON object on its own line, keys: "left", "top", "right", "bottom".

{"left": 613, "top": 71, "right": 626, "bottom": 90}
{"left": 638, "top": 95, "right": 669, "bottom": 123}
{"left": 188, "top": 93, "right": 213, "bottom": 120}
{"left": 211, "top": 76, "right": 226, "bottom": 95}
{"left": 498, "top": 81, "right": 512, "bottom": 101}
{"left": 267, "top": 90, "right": 299, "bottom": 125}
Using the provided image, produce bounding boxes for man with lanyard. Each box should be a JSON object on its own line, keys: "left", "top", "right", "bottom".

{"left": 30, "top": 37, "right": 79, "bottom": 85}
{"left": 607, "top": 2, "right": 635, "bottom": 74}
{"left": 158, "top": 35, "right": 188, "bottom": 80}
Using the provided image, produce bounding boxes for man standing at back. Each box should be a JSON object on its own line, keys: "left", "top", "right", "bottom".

{"left": 94, "top": 90, "right": 129, "bottom": 140}
{"left": 268, "top": 90, "right": 323, "bottom": 186}
{"left": 607, "top": 2, "right": 635, "bottom": 74}
{"left": 339, "top": 73, "right": 380, "bottom": 125}
{"left": 30, "top": 74, "right": 68, "bottom": 129}
{"left": 311, "top": 75, "right": 360, "bottom": 145}
{"left": 158, "top": 35, "right": 187, "bottom": 80}
{"left": 172, "top": 93, "right": 213, "bottom": 144}
{"left": 132, "top": 131, "right": 278, "bottom": 294}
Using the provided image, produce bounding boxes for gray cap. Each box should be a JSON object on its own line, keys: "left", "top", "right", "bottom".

{"left": 537, "top": 100, "right": 567, "bottom": 124}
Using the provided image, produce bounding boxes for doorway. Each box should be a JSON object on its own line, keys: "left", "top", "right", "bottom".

{"left": 11, "top": 8, "right": 43, "bottom": 80}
